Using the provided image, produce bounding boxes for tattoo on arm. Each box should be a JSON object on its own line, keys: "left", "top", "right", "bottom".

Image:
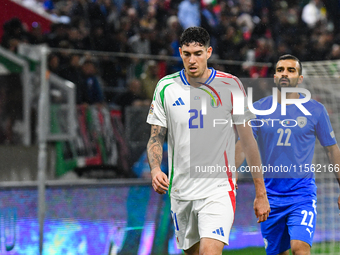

{"left": 147, "top": 125, "right": 167, "bottom": 171}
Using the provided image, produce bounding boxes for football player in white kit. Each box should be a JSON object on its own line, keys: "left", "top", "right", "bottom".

{"left": 146, "top": 27, "right": 270, "bottom": 255}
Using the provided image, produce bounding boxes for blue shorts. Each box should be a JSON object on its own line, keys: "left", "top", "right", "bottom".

{"left": 261, "top": 199, "right": 317, "bottom": 255}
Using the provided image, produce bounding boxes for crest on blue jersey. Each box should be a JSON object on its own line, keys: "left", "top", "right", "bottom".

{"left": 263, "top": 238, "right": 268, "bottom": 249}
{"left": 297, "top": 116, "right": 307, "bottom": 128}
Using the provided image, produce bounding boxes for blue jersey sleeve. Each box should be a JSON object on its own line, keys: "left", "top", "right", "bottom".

{"left": 250, "top": 99, "right": 266, "bottom": 140}
{"left": 316, "top": 105, "right": 337, "bottom": 147}
{"left": 249, "top": 119, "right": 260, "bottom": 140}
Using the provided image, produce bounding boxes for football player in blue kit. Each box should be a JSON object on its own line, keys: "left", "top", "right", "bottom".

{"left": 236, "top": 54, "right": 340, "bottom": 255}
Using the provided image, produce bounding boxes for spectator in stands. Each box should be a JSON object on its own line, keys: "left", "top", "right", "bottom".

{"left": 140, "top": 5, "right": 157, "bottom": 31}
{"left": 116, "top": 79, "right": 151, "bottom": 122}
{"left": 48, "top": 53, "right": 61, "bottom": 75}
{"left": 249, "top": 38, "right": 275, "bottom": 78}
{"left": 46, "top": 23, "right": 69, "bottom": 48}
{"left": 141, "top": 60, "right": 159, "bottom": 101}
{"left": 87, "top": 0, "right": 108, "bottom": 28}
{"left": 78, "top": 60, "right": 105, "bottom": 105}
{"left": 167, "top": 15, "right": 183, "bottom": 38}
{"left": 1, "top": 18, "right": 29, "bottom": 52}
{"left": 29, "top": 22, "right": 46, "bottom": 45}
{"left": 43, "top": 0, "right": 54, "bottom": 13}
{"left": 236, "top": 0, "right": 256, "bottom": 40}
{"left": 327, "top": 44, "right": 340, "bottom": 60}
{"left": 310, "top": 30, "right": 334, "bottom": 61}
{"left": 127, "top": 27, "right": 151, "bottom": 77}
{"left": 89, "top": 22, "right": 111, "bottom": 51}
{"left": 110, "top": 29, "right": 133, "bottom": 88}
{"left": 127, "top": 27, "right": 151, "bottom": 55}
{"left": 106, "top": 2, "right": 120, "bottom": 33}
{"left": 301, "top": 0, "right": 327, "bottom": 29}
{"left": 59, "top": 54, "right": 83, "bottom": 90}
{"left": 252, "top": 10, "right": 272, "bottom": 40}
{"left": 116, "top": 78, "right": 150, "bottom": 108}
{"left": 177, "top": 0, "right": 201, "bottom": 29}
{"left": 154, "top": 0, "right": 171, "bottom": 30}
{"left": 66, "top": 26, "right": 84, "bottom": 49}
{"left": 125, "top": 7, "right": 140, "bottom": 36}
{"left": 201, "top": 0, "right": 219, "bottom": 49}
{"left": 217, "top": 25, "right": 244, "bottom": 61}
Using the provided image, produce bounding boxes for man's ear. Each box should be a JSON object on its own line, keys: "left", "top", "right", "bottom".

{"left": 298, "top": 75, "right": 303, "bottom": 84}
{"left": 206, "top": 46, "right": 212, "bottom": 59}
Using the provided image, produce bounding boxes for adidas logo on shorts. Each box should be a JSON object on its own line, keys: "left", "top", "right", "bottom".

{"left": 212, "top": 227, "right": 224, "bottom": 236}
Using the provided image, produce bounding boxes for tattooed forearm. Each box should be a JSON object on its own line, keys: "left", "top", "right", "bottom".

{"left": 147, "top": 125, "right": 167, "bottom": 171}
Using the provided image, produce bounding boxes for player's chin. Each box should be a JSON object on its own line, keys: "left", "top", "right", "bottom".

{"left": 279, "top": 82, "right": 290, "bottom": 87}
{"left": 188, "top": 70, "right": 199, "bottom": 76}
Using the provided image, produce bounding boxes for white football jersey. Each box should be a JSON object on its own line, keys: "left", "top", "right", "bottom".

{"left": 147, "top": 68, "right": 254, "bottom": 200}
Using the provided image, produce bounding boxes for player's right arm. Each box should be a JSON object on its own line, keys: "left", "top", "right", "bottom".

{"left": 147, "top": 124, "right": 169, "bottom": 195}
{"left": 236, "top": 123, "right": 270, "bottom": 223}
{"left": 235, "top": 140, "right": 245, "bottom": 169}
{"left": 323, "top": 144, "right": 340, "bottom": 210}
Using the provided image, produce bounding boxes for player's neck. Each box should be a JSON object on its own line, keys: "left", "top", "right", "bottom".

{"left": 277, "top": 90, "right": 300, "bottom": 104}
{"left": 186, "top": 68, "right": 211, "bottom": 88}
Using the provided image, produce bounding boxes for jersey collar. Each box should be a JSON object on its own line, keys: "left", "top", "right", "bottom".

{"left": 180, "top": 68, "right": 216, "bottom": 86}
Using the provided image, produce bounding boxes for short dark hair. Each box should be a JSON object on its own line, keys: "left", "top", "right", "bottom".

{"left": 180, "top": 27, "right": 210, "bottom": 48}
{"left": 277, "top": 54, "right": 302, "bottom": 75}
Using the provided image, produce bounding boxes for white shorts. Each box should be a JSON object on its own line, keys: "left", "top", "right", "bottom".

{"left": 170, "top": 191, "right": 236, "bottom": 250}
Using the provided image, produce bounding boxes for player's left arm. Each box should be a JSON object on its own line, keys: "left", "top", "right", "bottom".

{"left": 324, "top": 144, "right": 340, "bottom": 210}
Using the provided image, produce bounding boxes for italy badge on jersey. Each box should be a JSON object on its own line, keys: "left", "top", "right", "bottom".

{"left": 210, "top": 92, "right": 221, "bottom": 108}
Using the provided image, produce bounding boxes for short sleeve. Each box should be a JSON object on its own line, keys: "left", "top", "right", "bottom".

{"left": 146, "top": 85, "right": 167, "bottom": 128}
{"left": 231, "top": 77, "right": 256, "bottom": 124}
{"left": 316, "top": 105, "right": 337, "bottom": 147}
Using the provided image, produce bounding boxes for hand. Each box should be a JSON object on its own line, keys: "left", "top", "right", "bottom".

{"left": 151, "top": 167, "right": 169, "bottom": 195}
{"left": 254, "top": 194, "right": 270, "bottom": 223}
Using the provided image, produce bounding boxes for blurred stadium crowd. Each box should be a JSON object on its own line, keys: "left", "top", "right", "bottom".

{"left": 2, "top": 0, "right": 340, "bottom": 106}
{"left": 1, "top": 1, "right": 340, "bottom": 125}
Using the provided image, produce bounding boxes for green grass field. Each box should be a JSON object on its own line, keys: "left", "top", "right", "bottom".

{"left": 223, "top": 247, "right": 265, "bottom": 255}
{"left": 222, "top": 243, "right": 340, "bottom": 255}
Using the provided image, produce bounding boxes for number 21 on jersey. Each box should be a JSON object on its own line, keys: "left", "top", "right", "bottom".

{"left": 189, "top": 109, "right": 204, "bottom": 129}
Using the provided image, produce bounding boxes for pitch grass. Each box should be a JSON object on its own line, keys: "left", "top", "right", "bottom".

{"left": 222, "top": 247, "right": 265, "bottom": 255}
{"left": 222, "top": 243, "right": 340, "bottom": 255}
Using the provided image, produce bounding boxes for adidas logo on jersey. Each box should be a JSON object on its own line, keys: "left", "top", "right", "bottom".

{"left": 212, "top": 227, "right": 224, "bottom": 236}
{"left": 173, "top": 97, "right": 185, "bottom": 106}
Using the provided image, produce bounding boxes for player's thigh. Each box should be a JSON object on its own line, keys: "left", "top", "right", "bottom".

{"left": 184, "top": 242, "right": 200, "bottom": 255}
{"left": 199, "top": 237, "right": 225, "bottom": 255}
{"left": 261, "top": 206, "right": 290, "bottom": 255}
{"left": 290, "top": 240, "right": 311, "bottom": 255}
{"left": 170, "top": 198, "right": 200, "bottom": 250}
{"left": 198, "top": 192, "right": 235, "bottom": 247}
{"left": 287, "top": 199, "right": 317, "bottom": 248}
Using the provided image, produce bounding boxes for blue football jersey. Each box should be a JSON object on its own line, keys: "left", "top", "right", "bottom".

{"left": 251, "top": 95, "right": 337, "bottom": 206}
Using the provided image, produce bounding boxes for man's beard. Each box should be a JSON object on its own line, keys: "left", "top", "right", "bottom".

{"left": 276, "top": 77, "right": 298, "bottom": 91}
